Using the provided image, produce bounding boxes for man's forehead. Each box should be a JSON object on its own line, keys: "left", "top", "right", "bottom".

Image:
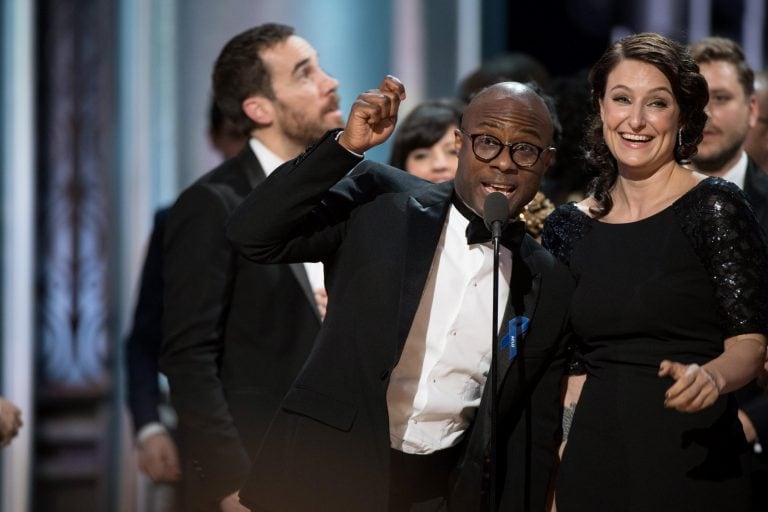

{"left": 464, "top": 94, "right": 552, "bottom": 133}
{"left": 261, "top": 35, "right": 316, "bottom": 62}
{"left": 468, "top": 86, "right": 541, "bottom": 113}
{"left": 261, "top": 40, "right": 319, "bottom": 83}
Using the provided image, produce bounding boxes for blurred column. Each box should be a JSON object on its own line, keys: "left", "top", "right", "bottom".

{"left": 392, "top": 0, "right": 426, "bottom": 106}
{"left": 642, "top": 0, "right": 688, "bottom": 41}
{"left": 688, "top": 0, "right": 712, "bottom": 43}
{"left": 455, "top": 0, "right": 482, "bottom": 92}
{"left": 1, "top": 0, "right": 36, "bottom": 511}
{"left": 116, "top": 3, "right": 178, "bottom": 511}
{"left": 742, "top": 0, "right": 764, "bottom": 69}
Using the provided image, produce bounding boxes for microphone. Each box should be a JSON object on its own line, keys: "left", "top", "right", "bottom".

{"left": 483, "top": 192, "right": 510, "bottom": 241}
{"left": 482, "top": 191, "right": 509, "bottom": 512}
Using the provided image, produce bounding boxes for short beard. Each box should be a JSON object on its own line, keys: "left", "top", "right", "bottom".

{"left": 692, "top": 140, "right": 743, "bottom": 174}
{"left": 275, "top": 100, "right": 342, "bottom": 149}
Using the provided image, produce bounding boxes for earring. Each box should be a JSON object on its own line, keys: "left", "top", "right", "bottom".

{"left": 678, "top": 127, "right": 683, "bottom": 147}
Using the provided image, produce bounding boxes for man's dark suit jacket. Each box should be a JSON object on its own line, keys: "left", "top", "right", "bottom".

{"left": 227, "top": 130, "right": 574, "bottom": 512}
{"left": 127, "top": 207, "right": 170, "bottom": 435}
{"left": 744, "top": 156, "right": 768, "bottom": 232}
{"left": 738, "top": 156, "right": 768, "bottom": 512}
{"left": 159, "top": 144, "right": 322, "bottom": 510}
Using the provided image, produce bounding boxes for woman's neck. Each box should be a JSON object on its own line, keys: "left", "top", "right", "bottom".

{"left": 603, "top": 161, "right": 698, "bottom": 223}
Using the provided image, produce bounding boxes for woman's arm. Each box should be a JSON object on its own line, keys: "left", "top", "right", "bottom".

{"left": 659, "top": 333, "right": 768, "bottom": 413}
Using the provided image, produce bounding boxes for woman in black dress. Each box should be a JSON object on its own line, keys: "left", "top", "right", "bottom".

{"left": 543, "top": 32, "right": 768, "bottom": 511}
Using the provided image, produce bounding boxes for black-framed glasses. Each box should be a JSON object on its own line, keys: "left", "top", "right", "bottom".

{"left": 459, "top": 128, "right": 553, "bottom": 167}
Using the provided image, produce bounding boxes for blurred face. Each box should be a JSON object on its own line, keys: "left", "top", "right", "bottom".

{"left": 404, "top": 126, "right": 458, "bottom": 183}
{"left": 453, "top": 85, "right": 554, "bottom": 217}
{"left": 599, "top": 59, "right": 680, "bottom": 177}
{"left": 209, "top": 118, "right": 247, "bottom": 160}
{"left": 693, "top": 60, "right": 756, "bottom": 173}
{"left": 261, "top": 35, "right": 343, "bottom": 147}
{"left": 744, "top": 80, "right": 768, "bottom": 169}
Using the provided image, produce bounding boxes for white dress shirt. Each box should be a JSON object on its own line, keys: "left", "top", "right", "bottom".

{"left": 386, "top": 204, "right": 512, "bottom": 454}
{"left": 719, "top": 151, "right": 748, "bottom": 190}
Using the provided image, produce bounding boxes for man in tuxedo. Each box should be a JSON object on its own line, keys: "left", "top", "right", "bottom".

{"left": 126, "top": 207, "right": 179, "bottom": 486}
{"left": 227, "top": 77, "right": 574, "bottom": 511}
{"left": 689, "top": 36, "right": 768, "bottom": 512}
{"left": 689, "top": 37, "right": 768, "bottom": 228}
{"left": 745, "top": 70, "right": 768, "bottom": 174}
{"left": 159, "top": 23, "right": 341, "bottom": 512}
{"left": 125, "top": 102, "right": 247, "bottom": 509}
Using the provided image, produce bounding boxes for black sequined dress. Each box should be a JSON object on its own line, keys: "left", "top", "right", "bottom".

{"left": 543, "top": 177, "right": 768, "bottom": 512}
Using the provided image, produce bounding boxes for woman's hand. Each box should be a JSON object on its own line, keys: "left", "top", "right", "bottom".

{"left": 660, "top": 334, "right": 767, "bottom": 413}
{"left": 658, "top": 361, "right": 720, "bottom": 413}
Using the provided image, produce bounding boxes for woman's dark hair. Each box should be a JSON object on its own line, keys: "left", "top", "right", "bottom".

{"left": 388, "top": 99, "right": 464, "bottom": 169}
{"left": 586, "top": 32, "right": 709, "bottom": 217}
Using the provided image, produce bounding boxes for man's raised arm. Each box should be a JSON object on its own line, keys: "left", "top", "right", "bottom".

{"left": 226, "top": 76, "right": 406, "bottom": 264}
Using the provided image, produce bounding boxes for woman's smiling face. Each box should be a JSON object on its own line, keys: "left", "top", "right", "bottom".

{"left": 599, "top": 58, "right": 681, "bottom": 176}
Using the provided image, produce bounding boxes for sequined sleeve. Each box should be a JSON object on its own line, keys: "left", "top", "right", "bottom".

{"left": 541, "top": 203, "right": 591, "bottom": 268}
{"left": 673, "top": 177, "right": 768, "bottom": 337}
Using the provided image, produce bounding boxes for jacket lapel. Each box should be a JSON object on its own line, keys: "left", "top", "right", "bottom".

{"left": 395, "top": 181, "right": 454, "bottom": 354}
{"left": 496, "top": 237, "right": 543, "bottom": 388}
{"left": 238, "top": 143, "right": 267, "bottom": 189}
{"left": 289, "top": 263, "right": 322, "bottom": 321}
{"left": 239, "top": 144, "right": 321, "bottom": 319}
{"left": 744, "top": 158, "right": 768, "bottom": 230}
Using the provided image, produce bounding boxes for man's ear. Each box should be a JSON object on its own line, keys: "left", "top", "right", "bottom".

{"left": 748, "top": 93, "right": 759, "bottom": 128}
{"left": 242, "top": 96, "right": 273, "bottom": 125}
{"left": 454, "top": 128, "right": 463, "bottom": 152}
{"left": 542, "top": 147, "right": 556, "bottom": 169}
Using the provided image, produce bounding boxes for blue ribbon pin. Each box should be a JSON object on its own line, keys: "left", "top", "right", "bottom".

{"left": 500, "top": 316, "right": 529, "bottom": 361}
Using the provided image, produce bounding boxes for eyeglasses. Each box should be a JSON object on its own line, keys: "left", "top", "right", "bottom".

{"left": 459, "top": 128, "right": 553, "bottom": 168}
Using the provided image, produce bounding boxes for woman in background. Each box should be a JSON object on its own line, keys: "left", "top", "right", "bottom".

{"left": 388, "top": 99, "right": 463, "bottom": 183}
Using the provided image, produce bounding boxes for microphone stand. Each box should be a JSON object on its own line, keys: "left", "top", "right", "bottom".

{"left": 483, "top": 191, "right": 508, "bottom": 512}
{"left": 489, "top": 233, "right": 501, "bottom": 512}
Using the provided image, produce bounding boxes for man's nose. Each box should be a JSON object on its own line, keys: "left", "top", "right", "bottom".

{"left": 491, "top": 147, "right": 518, "bottom": 172}
{"left": 320, "top": 69, "right": 339, "bottom": 93}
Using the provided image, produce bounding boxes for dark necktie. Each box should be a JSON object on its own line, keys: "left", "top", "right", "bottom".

{"left": 452, "top": 194, "right": 525, "bottom": 250}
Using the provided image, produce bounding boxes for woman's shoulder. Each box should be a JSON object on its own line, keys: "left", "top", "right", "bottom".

{"left": 672, "top": 175, "right": 764, "bottom": 242}
{"left": 541, "top": 202, "right": 592, "bottom": 267}
{"left": 675, "top": 176, "right": 749, "bottom": 215}
{"left": 547, "top": 201, "right": 590, "bottom": 224}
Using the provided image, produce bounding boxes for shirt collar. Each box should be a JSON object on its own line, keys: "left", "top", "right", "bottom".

{"left": 249, "top": 137, "right": 286, "bottom": 176}
{"left": 719, "top": 151, "right": 749, "bottom": 189}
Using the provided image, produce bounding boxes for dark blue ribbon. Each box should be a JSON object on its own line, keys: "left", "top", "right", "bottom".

{"left": 500, "top": 316, "right": 529, "bottom": 361}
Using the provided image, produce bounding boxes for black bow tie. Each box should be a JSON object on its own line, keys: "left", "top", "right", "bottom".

{"left": 452, "top": 194, "right": 525, "bottom": 250}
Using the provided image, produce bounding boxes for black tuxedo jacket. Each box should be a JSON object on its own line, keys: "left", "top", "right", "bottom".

{"left": 737, "top": 157, "right": 768, "bottom": 431}
{"left": 744, "top": 156, "right": 768, "bottom": 233}
{"left": 736, "top": 156, "right": 768, "bottom": 505}
{"left": 159, "top": 145, "right": 322, "bottom": 510}
{"left": 227, "top": 131, "right": 574, "bottom": 511}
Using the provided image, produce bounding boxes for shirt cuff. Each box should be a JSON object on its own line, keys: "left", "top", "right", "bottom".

{"left": 334, "top": 130, "right": 364, "bottom": 158}
{"left": 136, "top": 422, "right": 168, "bottom": 445}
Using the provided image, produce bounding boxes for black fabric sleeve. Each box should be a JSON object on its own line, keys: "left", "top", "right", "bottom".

{"left": 541, "top": 203, "right": 590, "bottom": 268}
{"left": 674, "top": 178, "right": 768, "bottom": 337}
{"left": 125, "top": 207, "right": 169, "bottom": 433}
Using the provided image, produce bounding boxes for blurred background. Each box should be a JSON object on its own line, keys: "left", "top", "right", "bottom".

{"left": 1, "top": 0, "right": 765, "bottom": 510}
